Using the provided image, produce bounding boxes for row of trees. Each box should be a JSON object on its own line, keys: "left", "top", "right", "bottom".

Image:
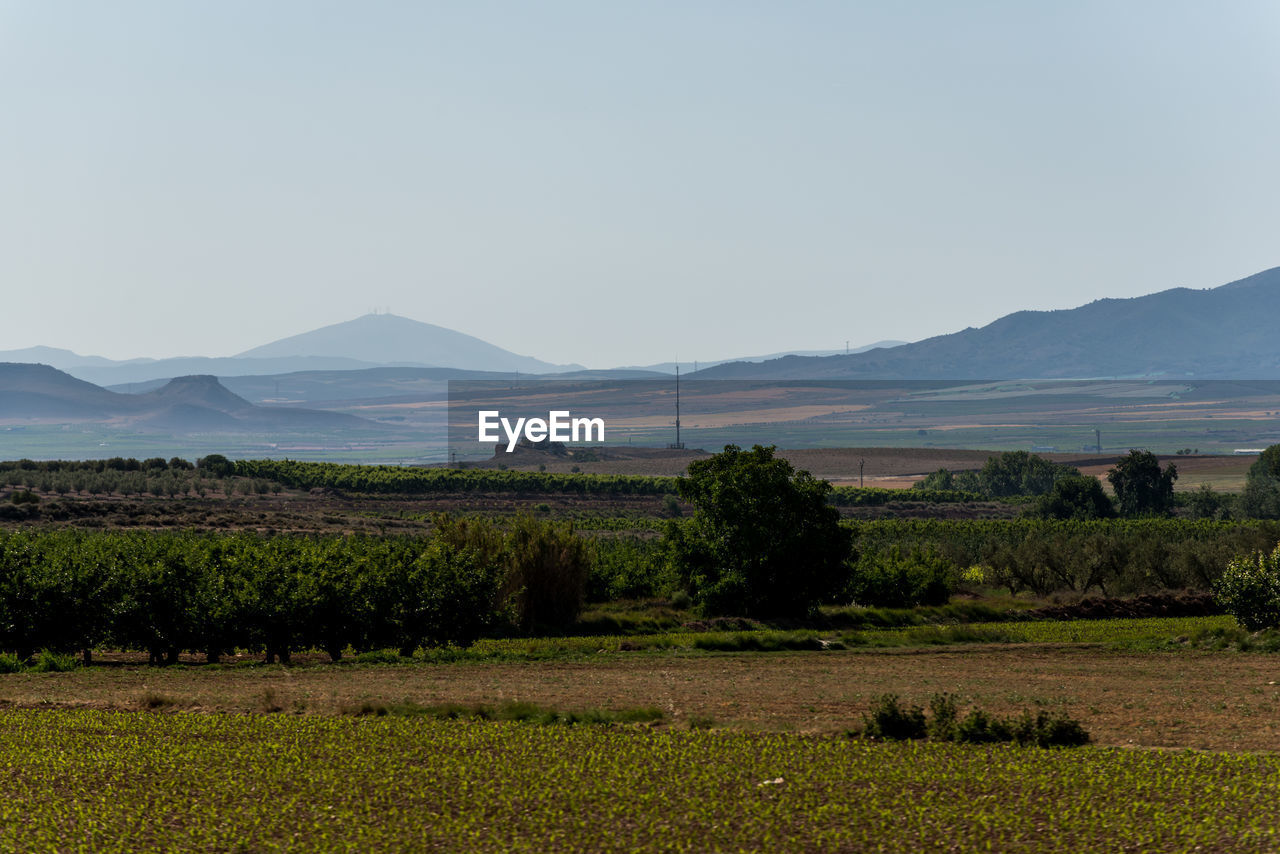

{"left": 0, "top": 517, "right": 590, "bottom": 664}
{"left": 914, "top": 451, "right": 1082, "bottom": 498}
{"left": 658, "top": 445, "right": 1280, "bottom": 615}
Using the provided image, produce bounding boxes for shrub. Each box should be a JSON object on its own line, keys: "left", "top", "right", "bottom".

{"left": 862, "top": 694, "right": 927, "bottom": 740}
{"left": 955, "top": 709, "right": 1012, "bottom": 744}
{"left": 860, "top": 693, "right": 1089, "bottom": 747}
{"left": 32, "top": 650, "right": 78, "bottom": 673}
{"left": 503, "top": 515, "right": 591, "bottom": 633}
{"left": 0, "top": 654, "right": 23, "bottom": 674}
{"left": 1009, "top": 710, "right": 1091, "bottom": 747}
{"left": 1215, "top": 543, "right": 1280, "bottom": 631}
{"left": 846, "top": 547, "right": 953, "bottom": 608}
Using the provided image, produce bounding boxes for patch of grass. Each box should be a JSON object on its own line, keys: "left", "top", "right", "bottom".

{"left": 0, "top": 654, "right": 23, "bottom": 674}
{"left": 692, "top": 632, "right": 827, "bottom": 652}
{"left": 30, "top": 650, "right": 77, "bottom": 673}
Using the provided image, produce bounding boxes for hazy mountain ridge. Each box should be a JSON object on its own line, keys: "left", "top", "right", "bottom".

{"left": 697, "top": 267, "right": 1280, "bottom": 379}
{"left": 236, "top": 313, "right": 582, "bottom": 375}
{"left": 0, "top": 365, "right": 377, "bottom": 432}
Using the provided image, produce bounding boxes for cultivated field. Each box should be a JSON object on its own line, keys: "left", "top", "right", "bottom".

{"left": 4, "top": 448, "right": 1280, "bottom": 850}
{"left": 9, "top": 708, "right": 1280, "bottom": 852}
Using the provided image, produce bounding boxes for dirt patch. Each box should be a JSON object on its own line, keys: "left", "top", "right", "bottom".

{"left": 6, "top": 647, "right": 1280, "bottom": 751}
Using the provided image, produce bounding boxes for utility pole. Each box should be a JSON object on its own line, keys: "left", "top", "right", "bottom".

{"left": 667, "top": 364, "right": 685, "bottom": 450}
{"left": 859, "top": 457, "right": 866, "bottom": 488}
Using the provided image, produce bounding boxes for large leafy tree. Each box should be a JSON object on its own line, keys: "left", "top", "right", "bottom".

{"left": 1107, "top": 450, "right": 1177, "bottom": 516}
{"left": 1033, "top": 475, "right": 1115, "bottom": 520}
{"left": 669, "top": 444, "right": 852, "bottom": 617}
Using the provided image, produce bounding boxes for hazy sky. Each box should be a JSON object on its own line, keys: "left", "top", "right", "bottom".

{"left": 3, "top": 2, "right": 1278, "bottom": 368}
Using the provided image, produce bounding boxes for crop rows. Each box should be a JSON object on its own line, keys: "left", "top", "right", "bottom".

{"left": 2, "top": 708, "right": 1279, "bottom": 852}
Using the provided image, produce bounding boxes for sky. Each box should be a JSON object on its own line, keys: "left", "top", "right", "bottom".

{"left": 2, "top": 1, "right": 1278, "bottom": 369}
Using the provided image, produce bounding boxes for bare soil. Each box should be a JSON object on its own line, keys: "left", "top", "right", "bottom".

{"left": 7, "top": 647, "right": 1280, "bottom": 751}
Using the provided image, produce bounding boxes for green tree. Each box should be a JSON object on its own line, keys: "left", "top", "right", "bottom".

{"left": 669, "top": 444, "right": 851, "bottom": 617}
{"left": 1240, "top": 445, "right": 1280, "bottom": 519}
{"left": 1107, "top": 450, "right": 1177, "bottom": 516}
{"left": 978, "top": 451, "right": 1080, "bottom": 497}
{"left": 1033, "top": 476, "right": 1115, "bottom": 520}
{"left": 196, "top": 454, "right": 235, "bottom": 477}
{"left": 1215, "top": 543, "right": 1280, "bottom": 631}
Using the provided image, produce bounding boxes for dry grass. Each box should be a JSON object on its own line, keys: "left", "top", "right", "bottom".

{"left": 6, "top": 646, "right": 1280, "bottom": 751}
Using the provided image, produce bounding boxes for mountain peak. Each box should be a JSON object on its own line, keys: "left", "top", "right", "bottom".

{"left": 235, "top": 313, "right": 579, "bottom": 373}
{"left": 144, "top": 375, "right": 252, "bottom": 412}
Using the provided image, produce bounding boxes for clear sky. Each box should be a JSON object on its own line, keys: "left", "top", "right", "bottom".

{"left": 3, "top": 1, "right": 1278, "bottom": 369}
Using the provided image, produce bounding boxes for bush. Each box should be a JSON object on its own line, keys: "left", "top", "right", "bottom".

{"left": 955, "top": 709, "right": 1012, "bottom": 744}
{"left": 846, "top": 547, "right": 953, "bottom": 608}
{"left": 1009, "top": 710, "right": 1091, "bottom": 747}
{"left": 1215, "top": 543, "right": 1280, "bottom": 631}
{"left": 861, "top": 693, "right": 1089, "bottom": 747}
{"left": 862, "top": 694, "right": 927, "bottom": 740}
{"left": 32, "top": 649, "right": 78, "bottom": 673}
{"left": 503, "top": 515, "right": 591, "bottom": 633}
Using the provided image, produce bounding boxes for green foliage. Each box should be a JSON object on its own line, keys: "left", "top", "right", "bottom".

{"left": 671, "top": 445, "right": 852, "bottom": 617}
{"left": 1188, "top": 484, "right": 1235, "bottom": 520}
{"left": 31, "top": 650, "right": 78, "bottom": 673}
{"left": 503, "top": 515, "right": 591, "bottom": 633}
{"left": 977, "top": 451, "right": 1081, "bottom": 498}
{"left": 862, "top": 693, "right": 1089, "bottom": 747}
{"left": 587, "top": 537, "right": 671, "bottom": 602}
{"left": 1107, "top": 450, "right": 1177, "bottom": 516}
{"left": 11, "top": 709, "right": 1265, "bottom": 851}
{"left": 832, "top": 486, "right": 982, "bottom": 506}
{"left": 841, "top": 518, "right": 1280, "bottom": 597}
{"left": 1033, "top": 475, "right": 1115, "bottom": 520}
{"left": 862, "top": 694, "right": 927, "bottom": 740}
{"left": 1008, "top": 710, "right": 1091, "bottom": 748}
{"left": 1214, "top": 543, "right": 1280, "bottom": 631}
{"left": 846, "top": 547, "right": 953, "bottom": 608}
{"left": 433, "top": 513, "right": 590, "bottom": 633}
{"left": 234, "top": 459, "right": 679, "bottom": 496}
{"left": 914, "top": 469, "right": 955, "bottom": 491}
{"left": 1240, "top": 449, "right": 1280, "bottom": 519}
{"left": 196, "top": 454, "right": 235, "bottom": 477}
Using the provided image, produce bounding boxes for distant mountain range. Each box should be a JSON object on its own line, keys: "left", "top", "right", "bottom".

{"left": 0, "top": 314, "right": 583, "bottom": 386}
{"left": 624, "top": 341, "right": 907, "bottom": 374}
{"left": 697, "top": 266, "right": 1280, "bottom": 380}
{"left": 0, "top": 313, "right": 905, "bottom": 386}
{"left": 0, "top": 364, "right": 374, "bottom": 432}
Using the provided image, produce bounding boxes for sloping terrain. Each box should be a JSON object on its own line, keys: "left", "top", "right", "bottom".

{"left": 237, "top": 313, "right": 580, "bottom": 374}
{"left": 0, "top": 366, "right": 378, "bottom": 433}
{"left": 700, "top": 266, "right": 1280, "bottom": 380}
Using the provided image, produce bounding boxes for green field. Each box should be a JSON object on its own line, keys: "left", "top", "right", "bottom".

{"left": 3, "top": 708, "right": 1278, "bottom": 852}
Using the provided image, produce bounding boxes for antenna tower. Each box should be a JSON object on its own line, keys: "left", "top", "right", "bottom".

{"left": 667, "top": 364, "right": 685, "bottom": 449}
